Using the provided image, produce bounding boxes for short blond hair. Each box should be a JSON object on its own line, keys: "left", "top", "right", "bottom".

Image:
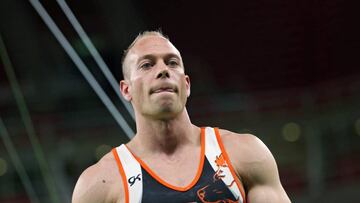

{"left": 121, "top": 30, "right": 169, "bottom": 79}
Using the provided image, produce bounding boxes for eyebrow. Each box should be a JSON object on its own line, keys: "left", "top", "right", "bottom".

{"left": 136, "top": 53, "right": 181, "bottom": 64}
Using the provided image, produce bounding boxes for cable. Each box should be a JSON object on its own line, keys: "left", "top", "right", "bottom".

{"left": 0, "top": 117, "right": 40, "bottom": 203}
{"left": 56, "top": 0, "right": 135, "bottom": 120}
{"left": 0, "top": 33, "right": 60, "bottom": 203}
{"left": 28, "top": 0, "right": 134, "bottom": 138}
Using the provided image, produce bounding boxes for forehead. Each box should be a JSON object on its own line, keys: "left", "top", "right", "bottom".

{"left": 127, "top": 36, "right": 181, "bottom": 61}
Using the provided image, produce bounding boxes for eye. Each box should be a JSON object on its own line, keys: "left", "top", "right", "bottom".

{"left": 168, "top": 59, "right": 179, "bottom": 67}
{"left": 140, "top": 61, "right": 153, "bottom": 69}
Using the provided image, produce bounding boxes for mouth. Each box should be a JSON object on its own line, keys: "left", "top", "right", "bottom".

{"left": 150, "top": 85, "right": 178, "bottom": 94}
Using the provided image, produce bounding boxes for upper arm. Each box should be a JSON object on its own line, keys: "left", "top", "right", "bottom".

{"left": 72, "top": 164, "right": 109, "bottom": 203}
{"left": 72, "top": 153, "right": 124, "bottom": 203}
{"left": 243, "top": 136, "right": 290, "bottom": 203}
{"left": 221, "top": 131, "right": 291, "bottom": 203}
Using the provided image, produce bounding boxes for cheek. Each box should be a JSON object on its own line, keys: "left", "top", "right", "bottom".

{"left": 131, "top": 78, "right": 147, "bottom": 99}
{"left": 179, "top": 79, "right": 189, "bottom": 98}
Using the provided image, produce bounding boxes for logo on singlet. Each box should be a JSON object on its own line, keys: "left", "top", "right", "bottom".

{"left": 128, "top": 173, "right": 141, "bottom": 186}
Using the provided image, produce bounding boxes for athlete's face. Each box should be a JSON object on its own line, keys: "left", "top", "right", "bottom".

{"left": 120, "top": 36, "right": 190, "bottom": 120}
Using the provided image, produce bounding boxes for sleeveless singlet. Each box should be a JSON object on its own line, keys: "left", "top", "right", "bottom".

{"left": 112, "top": 127, "right": 246, "bottom": 203}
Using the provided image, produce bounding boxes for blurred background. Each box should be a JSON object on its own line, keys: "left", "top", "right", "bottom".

{"left": 1, "top": 0, "right": 360, "bottom": 202}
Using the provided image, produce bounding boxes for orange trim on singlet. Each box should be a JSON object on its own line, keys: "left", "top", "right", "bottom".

{"left": 127, "top": 127, "right": 206, "bottom": 192}
{"left": 112, "top": 148, "right": 129, "bottom": 203}
{"left": 214, "top": 128, "right": 247, "bottom": 203}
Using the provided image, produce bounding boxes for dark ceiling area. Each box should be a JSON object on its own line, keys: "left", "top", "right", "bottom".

{"left": 67, "top": 0, "right": 360, "bottom": 93}
{"left": 9, "top": 0, "right": 358, "bottom": 96}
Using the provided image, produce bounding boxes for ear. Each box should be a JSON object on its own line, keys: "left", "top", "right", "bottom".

{"left": 120, "top": 80, "right": 132, "bottom": 101}
{"left": 185, "top": 75, "right": 191, "bottom": 97}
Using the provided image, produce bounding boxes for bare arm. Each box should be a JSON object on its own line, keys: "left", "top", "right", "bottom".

{"left": 221, "top": 130, "right": 291, "bottom": 203}
{"left": 72, "top": 152, "right": 124, "bottom": 203}
{"left": 243, "top": 135, "right": 290, "bottom": 203}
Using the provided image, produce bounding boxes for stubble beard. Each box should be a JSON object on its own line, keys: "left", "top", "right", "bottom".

{"left": 143, "top": 98, "right": 185, "bottom": 120}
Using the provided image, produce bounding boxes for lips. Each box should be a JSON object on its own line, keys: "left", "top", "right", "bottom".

{"left": 150, "top": 85, "right": 178, "bottom": 94}
{"left": 153, "top": 88, "right": 175, "bottom": 93}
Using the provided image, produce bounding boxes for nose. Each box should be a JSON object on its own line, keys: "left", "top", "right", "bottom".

{"left": 156, "top": 62, "right": 170, "bottom": 79}
{"left": 156, "top": 70, "right": 170, "bottom": 79}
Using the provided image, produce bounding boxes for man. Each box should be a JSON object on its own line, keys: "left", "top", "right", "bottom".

{"left": 72, "top": 31, "right": 291, "bottom": 203}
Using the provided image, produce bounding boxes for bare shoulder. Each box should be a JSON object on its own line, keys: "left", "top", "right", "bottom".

{"left": 219, "top": 130, "right": 277, "bottom": 176}
{"left": 72, "top": 151, "right": 124, "bottom": 203}
{"left": 218, "top": 129, "right": 291, "bottom": 202}
{"left": 218, "top": 129, "right": 278, "bottom": 184}
{"left": 218, "top": 129, "right": 271, "bottom": 166}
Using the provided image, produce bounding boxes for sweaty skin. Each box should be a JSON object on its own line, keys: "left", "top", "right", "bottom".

{"left": 72, "top": 34, "right": 291, "bottom": 203}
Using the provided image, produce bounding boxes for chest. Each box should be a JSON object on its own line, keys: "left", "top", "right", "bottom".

{"left": 140, "top": 150, "right": 201, "bottom": 187}
{"left": 141, "top": 158, "right": 239, "bottom": 203}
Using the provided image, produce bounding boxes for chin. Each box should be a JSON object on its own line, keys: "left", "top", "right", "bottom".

{"left": 147, "top": 104, "right": 183, "bottom": 120}
{"left": 156, "top": 107, "right": 178, "bottom": 118}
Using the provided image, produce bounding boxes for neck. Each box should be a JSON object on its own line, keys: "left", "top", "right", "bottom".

{"left": 129, "top": 109, "right": 200, "bottom": 156}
